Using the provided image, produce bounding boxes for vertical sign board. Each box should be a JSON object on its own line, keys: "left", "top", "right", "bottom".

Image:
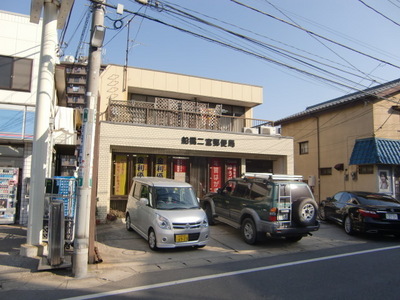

{"left": 155, "top": 156, "right": 167, "bottom": 178}
{"left": 0, "top": 168, "right": 19, "bottom": 224}
{"left": 174, "top": 158, "right": 187, "bottom": 182}
{"left": 226, "top": 160, "right": 238, "bottom": 181}
{"left": 136, "top": 155, "right": 148, "bottom": 177}
{"left": 114, "top": 155, "right": 127, "bottom": 195}
{"left": 210, "top": 158, "right": 222, "bottom": 193}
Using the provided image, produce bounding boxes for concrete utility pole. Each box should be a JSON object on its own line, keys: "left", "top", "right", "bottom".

{"left": 73, "top": 0, "right": 105, "bottom": 278}
{"left": 26, "top": 0, "right": 59, "bottom": 251}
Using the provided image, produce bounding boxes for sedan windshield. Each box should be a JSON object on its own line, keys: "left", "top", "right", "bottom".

{"left": 357, "top": 194, "right": 400, "bottom": 207}
{"left": 155, "top": 187, "right": 199, "bottom": 210}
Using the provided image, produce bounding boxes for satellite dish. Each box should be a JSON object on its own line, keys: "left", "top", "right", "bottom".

{"left": 63, "top": 55, "right": 75, "bottom": 63}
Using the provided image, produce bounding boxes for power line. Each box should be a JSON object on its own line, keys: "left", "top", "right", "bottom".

{"left": 230, "top": 0, "right": 400, "bottom": 70}
{"left": 89, "top": 0, "right": 400, "bottom": 104}
{"left": 264, "top": 0, "right": 379, "bottom": 86}
{"left": 357, "top": 0, "right": 400, "bottom": 27}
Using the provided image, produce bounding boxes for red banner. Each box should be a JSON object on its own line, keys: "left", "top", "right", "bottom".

{"left": 226, "top": 161, "right": 237, "bottom": 181}
{"left": 210, "top": 158, "right": 222, "bottom": 192}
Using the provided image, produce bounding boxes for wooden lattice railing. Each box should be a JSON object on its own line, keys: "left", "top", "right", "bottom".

{"left": 102, "top": 100, "right": 274, "bottom": 133}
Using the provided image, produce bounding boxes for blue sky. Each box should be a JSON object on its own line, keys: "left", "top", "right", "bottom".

{"left": 2, "top": 0, "right": 400, "bottom": 121}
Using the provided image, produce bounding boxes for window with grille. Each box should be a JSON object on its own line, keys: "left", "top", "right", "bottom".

{"left": 299, "top": 141, "right": 309, "bottom": 155}
{"left": 320, "top": 168, "right": 332, "bottom": 176}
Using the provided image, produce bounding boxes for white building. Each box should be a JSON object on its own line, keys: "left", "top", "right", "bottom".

{"left": 0, "top": 10, "right": 42, "bottom": 225}
{"left": 96, "top": 65, "right": 294, "bottom": 220}
{"left": 0, "top": 10, "right": 78, "bottom": 225}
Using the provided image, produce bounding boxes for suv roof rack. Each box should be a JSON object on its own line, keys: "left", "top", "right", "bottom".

{"left": 242, "top": 172, "right": 303, "bottom": 181}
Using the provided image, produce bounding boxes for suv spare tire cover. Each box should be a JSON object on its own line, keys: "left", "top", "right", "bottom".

{"left": 292, "top": 198, "right": 318, "bottom": 227}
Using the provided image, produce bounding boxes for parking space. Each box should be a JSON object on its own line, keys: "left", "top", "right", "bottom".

{"left": 93, "top": 219, "right": 397, "bottom": 274}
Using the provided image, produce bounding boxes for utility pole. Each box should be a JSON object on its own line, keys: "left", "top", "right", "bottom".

{"left": 73, "top": 0, "right": 105, "bottom": 278}
{"left": 26, "top": 0, "right": 59, "bottom": 252}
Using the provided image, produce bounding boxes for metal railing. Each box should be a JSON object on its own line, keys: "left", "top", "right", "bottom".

{"left": 102, "top": 100, "right": 274, "bottom": 133}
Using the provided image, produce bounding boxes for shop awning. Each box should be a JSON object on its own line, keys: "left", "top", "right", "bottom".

{"left": 349, "top": 138, "right": 400, "bottom": 165}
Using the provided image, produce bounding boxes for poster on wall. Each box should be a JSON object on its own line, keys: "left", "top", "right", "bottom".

{"left": 114, "top": 155, "right": 127, "bottom": 195}
{"left": 136, "top": 155, "right": 148, "bottom": 177}
{"left": 155, "top": 156, "right": 167, "bottom": 178}
{"left": 210, "top": 158, "right": 222, "bottom": 193}
{"left": 174, "top": 158, "right": 187, "bottom": 182}
{"left": 226, "top": 160, "right": 238, "bottom": 181}
{"left": 378, "top": 168, "right": 392, "bottom": 194}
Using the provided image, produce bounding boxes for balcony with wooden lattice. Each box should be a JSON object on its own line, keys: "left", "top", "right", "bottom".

{"left": 103, "top": 98, "right": 274, "bottom": 134}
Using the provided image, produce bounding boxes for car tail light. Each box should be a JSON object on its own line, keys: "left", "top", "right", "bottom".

{"left": 269, "top": 207, "right": 277, "bottom": 221}
{"left": 358, "top": 209, "right": 379, "bottom": 219}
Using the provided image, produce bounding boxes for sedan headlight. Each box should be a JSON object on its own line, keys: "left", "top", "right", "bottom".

{"left": 156, "top": 214, "right": 171, "bottom": 230}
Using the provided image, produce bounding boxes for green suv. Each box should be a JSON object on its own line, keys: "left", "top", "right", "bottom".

{"left": 200, "top": 173, "right": 320, "bottom": 244}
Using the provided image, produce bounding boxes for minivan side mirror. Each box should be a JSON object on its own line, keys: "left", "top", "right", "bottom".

{"left": 139, "top": 198, "right": 149, "bottom": 205}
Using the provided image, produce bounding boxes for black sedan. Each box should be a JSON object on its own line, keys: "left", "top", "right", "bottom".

{"left": 319, "top": 191, "right": 400, "bottom": 236}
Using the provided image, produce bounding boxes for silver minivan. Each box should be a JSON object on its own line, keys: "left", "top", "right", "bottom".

{"left": 125, "top": 177, "right": 209, "bottom": 250}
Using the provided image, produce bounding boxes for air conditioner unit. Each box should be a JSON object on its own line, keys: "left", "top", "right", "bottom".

{"left": 259, "top": 126, "right": 276, "bottom": 135}
{"left": 243, "top": 127, "right": 258, "bottom": 134}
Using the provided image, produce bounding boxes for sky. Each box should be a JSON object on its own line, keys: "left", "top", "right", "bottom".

{"left": 2, "top": 0, "right": 400, "bottom": 121}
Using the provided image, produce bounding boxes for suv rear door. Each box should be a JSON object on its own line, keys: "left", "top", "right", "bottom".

{"left": 228, "top": 180, "right": 251, "bottom": 222}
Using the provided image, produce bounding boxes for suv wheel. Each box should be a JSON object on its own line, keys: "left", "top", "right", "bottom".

{"left": 241, "top": 218, "right": 257, "bottom": 244}
{"left": 204, "top": 203, "right": 215, "bottom": 225}
{"left": 293, "top": 198, "right": 317, "bottom": 227}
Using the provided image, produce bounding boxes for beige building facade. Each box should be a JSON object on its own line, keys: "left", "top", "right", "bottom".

{"left": 276, "top": 79, "right": 400, "bottom": 203}
{"left": 96, "top": 65, "right": 293, "bottom": 220}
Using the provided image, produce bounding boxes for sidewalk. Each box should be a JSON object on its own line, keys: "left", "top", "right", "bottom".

{"left": 0, "top": 219, "right": 363, "bottom": 292}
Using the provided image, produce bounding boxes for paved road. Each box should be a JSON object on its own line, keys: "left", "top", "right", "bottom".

{"left": 72, "top": 244, "right": 400, "bottom": 300}
{"left": 1, "top": 220, "right": 399, "bottom": 299}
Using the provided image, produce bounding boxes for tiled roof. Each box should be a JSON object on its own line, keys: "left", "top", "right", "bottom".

{"left": 276, "top": 78, "right": 400, "bottom": 124}
{"left": 349, "top": 138, "right": 400, "bottom": 165}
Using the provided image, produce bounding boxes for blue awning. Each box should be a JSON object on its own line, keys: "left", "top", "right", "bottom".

{"left": 349, "top": 138, "right": 400, "bottom": 165}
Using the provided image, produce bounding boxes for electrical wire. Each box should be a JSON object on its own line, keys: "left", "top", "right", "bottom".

{"left": 230, "top": 0, "right": 400, "bottom": 70}
{"left": 357, "top": 0, "right": 400, "bottom": 27}
{"left": 88, "top": 0, "right": 400, "bottom": 104}
{"left": 264, "top": 0, "right": 379, "bottom": 86}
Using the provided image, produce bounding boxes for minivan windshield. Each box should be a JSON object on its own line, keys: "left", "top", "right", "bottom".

{"left": 155, "top": 186, "right": 199, "bottom": 210}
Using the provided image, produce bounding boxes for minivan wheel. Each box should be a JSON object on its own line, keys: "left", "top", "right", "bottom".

{"left": 148, "top": 229, "right": 158, "bottom": 251}
{"left": 241, "top": 218, "right": 257, "bottom": 245}
{"left": 293, "top": 198, "right": 318, "bottom": 227}
{"left": 125, "top": 214, "right": 133, "bottom": 231}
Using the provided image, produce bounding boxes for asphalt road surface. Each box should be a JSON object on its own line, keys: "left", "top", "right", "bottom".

{"left": 62, "top": 242, "right": 400, "bottom": 300}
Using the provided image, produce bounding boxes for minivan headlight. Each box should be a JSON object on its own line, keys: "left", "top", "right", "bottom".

{"left": 156, "top": 214, "right": 171, "bottom": 230}
{"left": 202, "top": 217, "right": 209, "bottom": 228}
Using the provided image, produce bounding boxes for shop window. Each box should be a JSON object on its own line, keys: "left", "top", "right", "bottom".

{"left": 320, "top": 168, "right": 332, "bottom": 176}
{"left": 358, "top": 165, "right": 373, "bottom": 174}
{"left": 299, "top": 141, "right": 309, "bottom": 155}
{"left": 0, "top": 55, "right": 32, "bottom": 92}
{"left": 221, "top": 105, "right": 245, "bottom": 116}
{"left": 246, "top": 159, "right": 273, "bottom": 173}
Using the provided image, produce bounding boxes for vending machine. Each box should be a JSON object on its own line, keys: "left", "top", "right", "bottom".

{"left": 0, "top": 167, "right": 19, "bottom": 225}
{"left": 42, "top": 176, "right": 77, "bottom": 247}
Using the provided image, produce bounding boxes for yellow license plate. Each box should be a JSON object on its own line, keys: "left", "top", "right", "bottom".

{"left": 175, "top": 234, "right": 189, "bottom": 242}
